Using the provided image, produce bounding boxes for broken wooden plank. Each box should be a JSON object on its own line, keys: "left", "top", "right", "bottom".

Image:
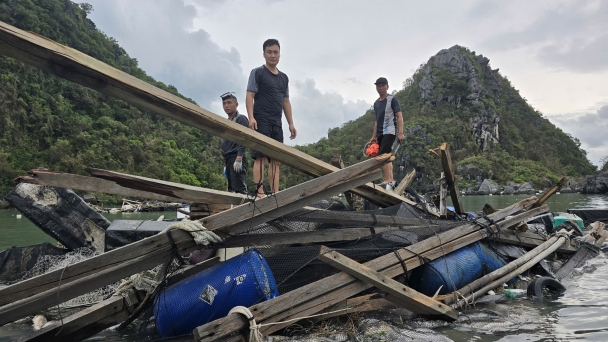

{"left": 440, "top": 143, "right": 464, "bottom": 215}
{"left": 280, "top": 209, "right": 431, "bottom": 227}
{"left": 394, "top": 168, "right": 416, "bottom": 195}
{"left": 318, "top": 246, "right": 458, "bottom": 320}
{"left": 4, "top": 183, "right": 110, "bottom": 252}
{"left": 308, "top": 294, "right": 398, "bottom": 322}
{"left": 218, "top": 227, "right": 413, "bottom": 248}
{"left": 530, "top": 176, "right": 569, "bottom": 209}
{"left": 439, "top": 172, "right": 447, "bottom": 217}
{"left": 18, "top": 290, "right": 143, "bottom": 342}
{"left": 0, "top": 20, "right": 424, "bottom": 211}
{"left": 17, "top": 170, "right": 229, "bottom": 213}
{"left": 86, "top": 168, "right": 246, "bottom": 205}
{"left": 555, "top": 222, "right": 608, "bottom": 280}
{"left": 0, "top": 229, "right": 195, "bottom": 309}
{"left": 192, "top": 198, "right": 541, "bottom": 341}
{"left": 203, "top": 155, "right": 389, "bottom": 235}
{"left": 494, "top": 230, "right": 577, "bottom": 253}
{"left": 0, "top": 230, "right": 198, "bottom": 326}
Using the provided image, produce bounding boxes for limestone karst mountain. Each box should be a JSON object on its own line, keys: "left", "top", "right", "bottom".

{"left": 289, "top": 45, "right": 596, "bottom": 191}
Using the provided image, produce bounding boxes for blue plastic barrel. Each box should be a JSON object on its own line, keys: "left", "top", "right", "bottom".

{"left": 410, "top": 242, "right": 506, "bottom": 296}
{"left": 154, "top": 249, "right": 279, "bottom": 337}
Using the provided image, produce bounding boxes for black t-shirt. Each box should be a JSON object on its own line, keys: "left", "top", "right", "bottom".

{"left": 247, "top": 65, "right": 289, "bottom": 125}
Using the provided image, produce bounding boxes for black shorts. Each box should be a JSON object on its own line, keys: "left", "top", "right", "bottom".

{"left": 253, "top": 121, "right": 283, "bottom": 160}
{"left": 377, "top": 134, "right": 396, "bottom": 155}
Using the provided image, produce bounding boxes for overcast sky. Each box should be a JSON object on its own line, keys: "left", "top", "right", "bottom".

{"left": 83, "top": 0, "right": 608, "bottom": 166}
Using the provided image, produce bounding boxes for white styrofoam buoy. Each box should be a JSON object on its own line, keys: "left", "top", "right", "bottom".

{"left": 16, "top": 214, "right": 22, "bottom": 219}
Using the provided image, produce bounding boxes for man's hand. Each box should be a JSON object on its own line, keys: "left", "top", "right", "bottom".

{"left": 397, "top": 132, "right": 405, "bottom": 144}
{"left": 249, "top": 117, "right": 258, "bottom": 130}
{"left": 233, "top": 158, "right": 243, "bottom": 173}
{"left": 370, "top": 136, "right": 377, "bottom": 143}
{"left": 289, "top": 124, "right": 297, "bottom": 140}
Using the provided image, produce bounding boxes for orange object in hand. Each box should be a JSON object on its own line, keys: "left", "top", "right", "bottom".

{"left": 365, "top": 142, "right": 380, "bottom": 157}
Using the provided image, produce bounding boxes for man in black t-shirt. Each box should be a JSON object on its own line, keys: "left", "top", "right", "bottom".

{"left": 220, "top": 92, "right": 249, "bottom": 194}
{"left": 246, "top": 38, "right": 297, "bottom": 197}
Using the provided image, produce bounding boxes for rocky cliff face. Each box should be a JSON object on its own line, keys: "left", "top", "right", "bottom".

{"left": 418, "top": 46, "right": 501, "bottom": 151}
{"left": 581, "top": 172, "right": 608, "bottom": 194}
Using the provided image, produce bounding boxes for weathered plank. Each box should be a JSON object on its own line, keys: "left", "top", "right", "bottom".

{"left": 0, "top": 231, "right": 198, "bottom": 326}
{"left": 0, "top": 20, "right": 424, "bottom": 210}
{"left": 86, "top": 168, "right": 246, "bottom": 205}
{"left": 440, "top": 143, "right": 464, "bottom": 214}
{"left": 193, "top": 198, "right": 541, "bottom": 341}
{"left": 318, "top": 246, "right": 458, "bottom": 320}
{"left": 18, "top": 290, "right": 142, "bottom": 342}
{"left": 204, "top": 155, "right": 390, "bottom": 235}
{"left": 530, "top": 176, "right": 569, "bottom": 209}
{"left": 439, "top": 172, "right": 447, "bottom": 217}
{"left": 219, "top": 227, "right": 412, "bottom": 248}
{"left": 17, "top": 170, "right": 190, "bottom": 204}
{"left": 394, "top": 168, "right": 416, "bottom": 195}
{"left": 495, "top": 230, "right": 577, "bottom": 253}
{"left": 279, "top": 209, "right": 430, "bottom": 227}
{"left": 0, "top": 229, "right": 195, "bottom": 308}
{"left": 309, "top": 294, "right": 398, "bottom": 322}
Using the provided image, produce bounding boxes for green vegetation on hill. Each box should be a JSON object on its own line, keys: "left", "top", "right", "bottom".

{"left": 0, "top": 0, "right": 227, "bottom": 200}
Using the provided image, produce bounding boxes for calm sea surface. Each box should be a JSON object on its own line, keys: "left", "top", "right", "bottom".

{"left": 1, "top": 193, "right": 608, "bottom": 341}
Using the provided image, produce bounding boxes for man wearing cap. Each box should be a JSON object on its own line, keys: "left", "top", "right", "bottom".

{"left": 246, "top": 38, "right": 297, "bottom": 197}
{"left": 220, "top": 92, "right": 249, "bottom": 194}
{"left": 369, "top": 77, "right": 405, "bottom": 191}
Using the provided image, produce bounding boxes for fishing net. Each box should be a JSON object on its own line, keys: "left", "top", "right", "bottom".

{"left": 20, "top": 248, "right": 121, "bottom": 309}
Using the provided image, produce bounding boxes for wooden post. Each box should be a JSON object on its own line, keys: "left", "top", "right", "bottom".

{"left": 318, "top": 246, "right": 458, "bottom": 320}
{"left": 495, "top": 230, "right": 576, "bottom": 253}
{"left": 439, "top": 143, "right": 464, "bottom": 214}
{"left": 192, "top": 198, "right": 543, "bottom": 341}
{"left": 393, "top": 168, "right": 416, "bottom": 195}
{"left": 439, "top": 172, "right": 447, "bottom": 217}
{"left": 0, "top": 20, "right": 426, "bottom": 211}
{"left": 529, "top": 176, "right": 569, "bottom": 209}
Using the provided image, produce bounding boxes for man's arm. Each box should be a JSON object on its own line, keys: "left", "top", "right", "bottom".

{"left": 395, "top": 111, "right": 404, "bottom": 143}
{"left": 371, "top": 122, "right": 377, "bottom": 142}
{"left": 246, "top": 91, "right": 257, "bottom": 130}
{"left": 236, "top": 115, "right": 249, "bottom": 158}
{"left": 283, "top": 97, "right": 296, "bottom": 140}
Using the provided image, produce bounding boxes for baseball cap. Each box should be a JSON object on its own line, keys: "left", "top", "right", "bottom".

{"left": 374, "top": 77, "right": 388, "bottom": 85}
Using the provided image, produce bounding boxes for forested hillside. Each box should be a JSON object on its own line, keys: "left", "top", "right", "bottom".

{"left": 283, "top": 46, "right": 596, "bottom": 192}
{"left": 0, "top": 0, "right": 226, "bottom": 198}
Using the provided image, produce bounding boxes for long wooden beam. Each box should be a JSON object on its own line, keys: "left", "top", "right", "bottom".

{"left": 218, "top": 227, "right": 413, "bottom": 248}
{"left": 318, "top": 246, "right": 458, "bottom": 320}
{"left": 0, "top": 229, "right": 194, "bottom": 309}
{"left": 0, "top": 20, "right": 425, "bottom": 211}
{"left": 440, "top": 143, "right": 464, "bottom": 214}
{"left": 204, "top": 155, "right": 389, "bottom": 235}
{"left": 0, "top": 231, "right": 198, "bottom": 326}
{"left": 280, "top": 209, "right": 431, "bottom": 227}
{"left": 193, "top": 198, "right": 541, "bottom": 341}
{"left": 85, "top": 168, "right": 246, "bottom": 205}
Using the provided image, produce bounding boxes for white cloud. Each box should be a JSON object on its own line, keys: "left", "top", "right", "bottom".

{"left": 548, "top": 105, "right": 608, "bottom": 166}
{"left": 285, "top": 79, "right": 370, "bottom": 145}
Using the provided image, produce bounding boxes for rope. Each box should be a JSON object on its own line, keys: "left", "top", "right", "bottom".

{"left": 229, "top": 305, "right": 354, "bottom": 342}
